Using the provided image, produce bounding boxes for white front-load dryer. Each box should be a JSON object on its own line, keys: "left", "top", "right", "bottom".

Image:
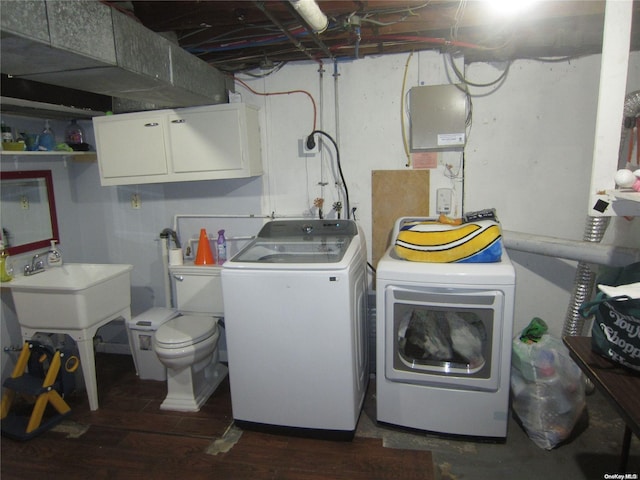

{"left": 376, "top": 217, "right": 516, "bottom": 438}
{"left": 222, "top": 219, "right": 369, "bottom": 438}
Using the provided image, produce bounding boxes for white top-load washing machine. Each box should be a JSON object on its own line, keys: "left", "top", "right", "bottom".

{"left": 222, "top": 219, "right": 369, "bottom": 438}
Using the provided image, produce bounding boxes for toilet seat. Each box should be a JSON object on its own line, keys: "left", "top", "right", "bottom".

{"left": 155, "top": 315, "right": 218, "bottom": 349}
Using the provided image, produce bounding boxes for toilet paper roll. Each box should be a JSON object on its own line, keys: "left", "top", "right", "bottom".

{"left": 169, "top": 248, "right": 183, "bottom": 266}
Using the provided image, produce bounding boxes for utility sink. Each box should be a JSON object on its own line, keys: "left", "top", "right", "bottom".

{"left": 5, "top": 263, "right": 133, "bottom": 330}
{"left": 3, "top": 263, "right": 133, "bottom": 411}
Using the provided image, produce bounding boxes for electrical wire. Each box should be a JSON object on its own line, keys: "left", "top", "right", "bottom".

{"left": 400, "top": 51, "right": 415, "bottom": 167}
{"left": 211, "top": 46, "right": 307, "bottom": 67}
{"left": 358, "top": 2, "right": 433, "bottom": 19}
{"left": 531, "top": 54, "right": 589, "bottom": 63}
{"left": 173, "top": 0, "right": 518, "bottom": 73}
{"left": 329, "top": 34, "right": 491, "bottom": 55}
{"left": 187, "top": 26, "right": 309, "bottom": 54}
{"left": 142, "top": 0, "right": 529, "bottom": 73}
{"left": 238, "top": 61, "right": 287, "bottom": 77}
{"left": 447, "top": 52, "right": 511, "bottom": 88}
{"left": 450, "top": 0, "right": 467, "bottom": 41}
{"left": 360, "top": 17, "right": 406, "bottom": 27}
{"left": 234, "top": 78, "right": 318, "bottom": 132}
{"left": 181, "top": 23, "right": 287, "bottom": 46}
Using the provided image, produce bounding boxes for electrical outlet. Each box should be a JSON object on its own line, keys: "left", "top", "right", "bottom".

{"left": 20, "top": 195, "right": 29, "bottom": 210}
{"left": 131, "top": 193, "right": 141, "bottom": 209}
{"left": 436, "top": 188, "right": 452, "bottom": 214}
{"left": 298, "top": 137, "right": 320, "bottom": 157}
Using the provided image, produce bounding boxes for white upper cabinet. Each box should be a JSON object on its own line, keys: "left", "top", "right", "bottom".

{"left": 95, "top": 112, "right": 168, "bottom": 180}
{"left": 93, "top": 103, "right": 262, "bottom": 186}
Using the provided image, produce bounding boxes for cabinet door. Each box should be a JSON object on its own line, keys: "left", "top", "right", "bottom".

{"left": 95, "top": 115, "right": 168, "bottom": 180}
{"left": 168, "top": 108, "right": 246, "bottom": 174}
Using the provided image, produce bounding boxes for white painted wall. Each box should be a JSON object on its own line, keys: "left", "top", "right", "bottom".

{"left": 237, "top": 50, "right": 639, "bottom": 338}
{"left": 465, "top": 54, "right": 640, "bottom": 337}
{"left": 2, "top": 50, "right": 639, "bottom": 381}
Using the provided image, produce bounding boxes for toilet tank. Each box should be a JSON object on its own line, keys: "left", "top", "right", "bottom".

{"left": 169, "top": 264, "right": 224, "bottom": 316}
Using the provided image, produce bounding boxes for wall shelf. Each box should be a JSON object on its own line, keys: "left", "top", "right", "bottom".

{"left": 0, "top": 151, "right": 96, "bottom": 162}
{"left": 609, "top": 189, "right": 640, "bottom": 202}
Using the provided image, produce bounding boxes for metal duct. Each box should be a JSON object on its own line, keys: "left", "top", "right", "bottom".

{"left": 562, "top": 216, "right": 610, "bottom": 337}
{"left": 0, "top": 0, "right": 228, "bottom": 111}
{"left": 618, "top": 90, "right": 640, "bottom": 168}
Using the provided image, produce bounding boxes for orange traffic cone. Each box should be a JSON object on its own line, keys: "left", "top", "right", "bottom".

{"left": 194, "top": 228, "right": 214, "bottom": 265}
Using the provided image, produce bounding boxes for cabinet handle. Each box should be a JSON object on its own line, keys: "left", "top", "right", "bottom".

{"left": 173, "top": 275, "right": 184, "bottom": 281}
{"left": 171, "top": 119, "right": 186, "bottom": 124}
{"left": 144, "top": 122, "right": 159, "bottom": 127}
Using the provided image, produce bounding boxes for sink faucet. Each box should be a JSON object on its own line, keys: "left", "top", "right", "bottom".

{"left": 24, "top": 254, "right": 45, "bottom": 276}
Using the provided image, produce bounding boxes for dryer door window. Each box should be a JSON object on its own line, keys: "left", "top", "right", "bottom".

{"left": 397, "top": 305, "right": 490, "bottom": 375}
{"left": 384, "top": 285, "right": 505, "bottom": 392}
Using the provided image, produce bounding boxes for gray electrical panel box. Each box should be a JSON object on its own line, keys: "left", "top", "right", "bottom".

{"left": 409, "top": 85, "right": 467, "bottom": 151}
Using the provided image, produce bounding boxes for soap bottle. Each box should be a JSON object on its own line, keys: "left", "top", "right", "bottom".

{"left": 0, "top": 242, "right": 13, "bottom": 282}
{"left": 217, "top": 229, "right": 227, "bottom": 265}
{"left": 64, "top": 119, "right": 84, "bottom": 146}
{"left": 39, "top": 120, "right": 55, "bottom": 151}
{"left": 47, "top": 240, "right": 63, "bottom": 267}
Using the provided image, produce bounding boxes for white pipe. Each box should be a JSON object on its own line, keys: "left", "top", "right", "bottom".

{"left": 171, "top": 213, "right": 316, "bottom": 231}
{"left": 172, "top": 213, "right": 273, "bottom": 232}
{"left": 160, "top": 237, "right": 172, "bottom": 308}
{"left": 185, "top": 235, "right": 256, "bottom": 257}
{"left": 502, "top": 230, "right": 640, "bottom": 267}
{"left": 290, "top": 0, "right": 328, "bottom": 33}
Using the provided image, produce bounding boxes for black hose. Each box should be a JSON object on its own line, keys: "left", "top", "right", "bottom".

{"left": 159, "top": 228, "right": 181, "bottom": 248}
{"left": 306, "top": 130, "right": 351, "bottom": 220}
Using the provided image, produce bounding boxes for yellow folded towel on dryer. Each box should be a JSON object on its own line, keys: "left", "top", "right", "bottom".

{"left": 395, "top": 219, "right": 503, "bottom": 263}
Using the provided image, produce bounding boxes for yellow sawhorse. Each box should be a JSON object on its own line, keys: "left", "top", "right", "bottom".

{"left": 1, "top": 341, "right": 72, "bottom": 440}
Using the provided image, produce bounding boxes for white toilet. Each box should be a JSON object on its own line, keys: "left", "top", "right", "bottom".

{"left": 152, "top": 264, "right": 228, "bottom": 412}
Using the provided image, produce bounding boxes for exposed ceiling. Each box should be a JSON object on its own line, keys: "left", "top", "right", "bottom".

{"left": 123, "top": 0, "right": 640, "bottom": 73}
{"left": 1, "top": 0, "right": 638, "bottom": 119}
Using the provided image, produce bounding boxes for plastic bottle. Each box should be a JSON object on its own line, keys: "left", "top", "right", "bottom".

{"left": 39, "top": 120, "right": 55, "bottom": 151}
{"left": 47, "top": 240, "right": 63, "bottom": 267}
{"left": 64, "top": 119, "right": 84, "bottom": 146}
{"left": 1, "top": 122, "right": 13, "bottom": 143}
{"left": 217, "top": 229, "right": 227, "bottom": 264}
{"left": 0, "top": 241, "right": 13, "bottom": 282}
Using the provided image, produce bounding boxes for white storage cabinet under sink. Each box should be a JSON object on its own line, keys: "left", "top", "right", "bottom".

{"left": 93, "top": 103, "right": 262, "bottom": 185}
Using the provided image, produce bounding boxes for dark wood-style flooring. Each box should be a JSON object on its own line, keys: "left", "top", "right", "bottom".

{"left": 1, "top": 353, "right": 434, "bottom": 479}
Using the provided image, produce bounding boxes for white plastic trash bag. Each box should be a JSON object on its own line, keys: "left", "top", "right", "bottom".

{"left": 511, "top": 320, "right": 586, "bottom": 450}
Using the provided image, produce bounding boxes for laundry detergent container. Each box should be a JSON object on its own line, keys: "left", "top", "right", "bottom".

{"left": 126, "top": 307, "right": 178, "bottom": 381}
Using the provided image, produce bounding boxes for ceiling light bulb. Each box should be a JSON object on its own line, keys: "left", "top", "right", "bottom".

{"left": 290, "top": 0, "right": 328, "bottom": 33}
